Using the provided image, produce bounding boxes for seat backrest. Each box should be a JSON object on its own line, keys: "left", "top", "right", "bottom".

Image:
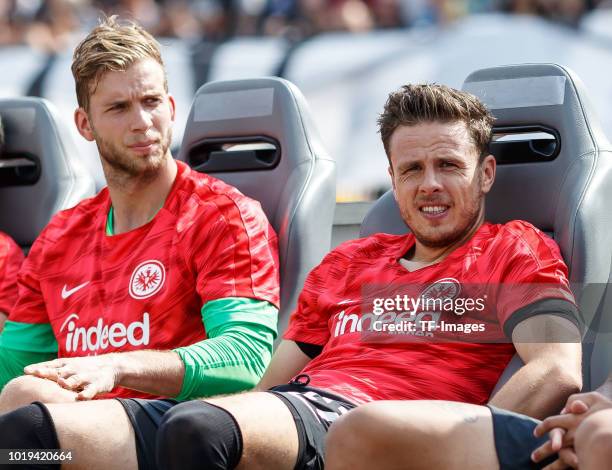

{"left": 0, "top": 98, "right": 95, "bottom": 249}
{"left": 177, "top": 77, "right": 336, "bottom": 335}
{"left": 360, "top": 64, "right": 612, "bottom": 393}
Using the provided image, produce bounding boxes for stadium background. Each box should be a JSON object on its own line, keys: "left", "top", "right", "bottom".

{"left": 1, "top": 0, "right": 612, "bottom": 200}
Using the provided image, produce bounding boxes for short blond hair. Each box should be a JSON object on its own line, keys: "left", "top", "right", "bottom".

{"left": 71, "top": 15, "right": 166, "bottom": 111}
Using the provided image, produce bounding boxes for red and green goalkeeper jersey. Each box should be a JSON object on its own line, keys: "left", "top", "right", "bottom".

{"left": 0, "top": 231, "right": 24, "bottom": 314}
{"left": 4, "top": 161, "right": 279, "bottom": 398}
{"left": 284, "top": 221, "right": 578, "bottom": 405}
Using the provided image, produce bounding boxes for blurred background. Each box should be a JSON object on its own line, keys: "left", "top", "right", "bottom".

{"left": 1, "top": 0, "right": 612, "bottom": 200}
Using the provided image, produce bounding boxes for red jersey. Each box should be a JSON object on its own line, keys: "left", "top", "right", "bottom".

{"left": 0, "top": 231, "right": 24, "bottom": 314}
{"left": 284, "top": 221, "right": 576, "bottom": 405}
{"left": 10, "top": 161, "right": 279, "bottom": 398}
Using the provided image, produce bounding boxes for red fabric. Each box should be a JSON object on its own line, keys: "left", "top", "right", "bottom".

{"left": 9, "top": 161, "right": 279, "bottom": 398}
{"left": 0, "top": 231, "right": 24, "bottom": 314}
{"left": 284, "top": 221, "right": 575, "bottom": 405}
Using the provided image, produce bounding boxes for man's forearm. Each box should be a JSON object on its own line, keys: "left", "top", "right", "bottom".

{"left": 110, "top": 349, "right": 185, "bottom": 397}
{"left": 497, "top": 316, "right": 583, "bottom": 419}
{"left": 489, "top": 359, "right": 581, "bottom": 419}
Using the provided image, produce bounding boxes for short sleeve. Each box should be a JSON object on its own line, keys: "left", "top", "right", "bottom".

{"left": 495, "top": 222, "right": 578, "bottom": 336}
{"left": 283, "top": 250, "right": 347, "bottom": 346}
{"left": 184, "top": 195, "right": 280, "bottom": 309}
{"left": 0, "top": 233, "right": 24, "bottom": 314}
{"left": 8, "top": 230, "right": 49, "bottom": 325}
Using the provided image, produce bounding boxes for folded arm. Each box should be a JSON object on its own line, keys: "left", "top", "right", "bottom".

{"left": 489, "top": 314, "right": 582, "bottom": 419}
{"left": 23, "top": 298, "right": 278, "bottom": 400}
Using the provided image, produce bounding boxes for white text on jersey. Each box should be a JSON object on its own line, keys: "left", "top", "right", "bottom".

{"left": 60, "top": 313, "right": 150, "bottom": 352}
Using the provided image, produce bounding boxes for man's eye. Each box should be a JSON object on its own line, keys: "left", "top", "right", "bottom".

{"left": 145, "top": 97, "right": 161, "bottom": 105}
{"left": 403, "top": 166, "right": 420, "bottom": 173}
{"left": 440, "top": 161, "right": 457, "bottom": 168}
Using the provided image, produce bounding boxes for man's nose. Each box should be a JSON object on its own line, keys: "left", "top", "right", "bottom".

{"left": 419, "top": 167, "right": 443, "bottom": 194}
{"left": 130, "top": 105, "right": 153, "bottom": 132}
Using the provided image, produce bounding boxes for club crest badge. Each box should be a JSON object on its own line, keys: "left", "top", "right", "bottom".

{"left": 129, "top": 260, "right": 166, "bottom": 299}
{"left": 420, "top": 277, "right": 461, "bottom": 301}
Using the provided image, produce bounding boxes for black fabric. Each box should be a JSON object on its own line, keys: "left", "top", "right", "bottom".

{"left": 0, "top": 402, "right": 60, "bottom": 470}
{"left": 116, "top": 398, "right": 178, "bottom": 470}
{"left": 503, "top": 298, "right": 582, "bottom": 338}
{"left": 488, "top": 405, "right": 556, "bottom": 469}
{"left": 155, "top": 400, "right": 243, "bottom": 470}
{"left": 267, "top": 378, "right": 356, "bottom": 470}
{"left": 295, "top": 341, "right": 323, "bottom": 359}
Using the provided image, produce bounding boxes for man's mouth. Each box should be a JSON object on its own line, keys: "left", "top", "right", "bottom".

{"left": 128, "top": 140, "right": 159, "bottom": 154}
{"left": 129, "top": 140, "right": 157, "bottom": 149}
{"left": 419, "top": 205, "right": 450, "bottom": 217}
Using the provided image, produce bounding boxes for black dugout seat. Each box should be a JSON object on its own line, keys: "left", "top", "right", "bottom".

{"left": 0, "top": 98, "right": 95, "bottom": 250}
{"left": 360, "top": 64, "right": 612, "bottom": 393}
{"left": 177, "top": 77, "right": 336, "bottom": 336}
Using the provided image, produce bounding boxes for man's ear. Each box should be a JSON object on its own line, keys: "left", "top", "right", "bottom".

{"left": 168, "top": 94, "right": 176, "bottom": 122}
{"left": 74, "top": 108, "right": 95, "bottom": 142}
{"left": 388, "top": 165, "right": 398, "bottom": 201}
{"left": 480, "top": 154, "right": 496, "bottom": 194}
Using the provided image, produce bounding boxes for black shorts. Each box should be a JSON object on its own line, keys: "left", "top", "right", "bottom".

{"left": 116, "top": 398, "right": 178, "bottom": 470}
{"left": 267, "top": 375, "right": 357, "bottom": 470}
{"left": 117, "top": 375, "right": 355, "bottom": 470}
{"left": 488, "top": 405, "right": 556, "bottom": 470}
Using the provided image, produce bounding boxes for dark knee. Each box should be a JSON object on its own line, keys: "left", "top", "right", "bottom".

{"left": 0, "top": 403, "right": 60, "bottom": 450}
{"left": 156, "top": 401, "right": 242, "bottom": 470}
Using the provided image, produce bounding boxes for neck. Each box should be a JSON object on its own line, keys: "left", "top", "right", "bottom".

{"left": 409, "top": 211, "right": 485, "bottom": 265}
{"left": 105, "top": 156, "right": 178, "bottom": 234}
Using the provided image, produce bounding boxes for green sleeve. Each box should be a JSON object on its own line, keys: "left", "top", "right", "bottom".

{"left": 173, "top": 297, "right": 278, "bottom": 401}
{"left": 0, "top": 321, "right": 58, "bottom": 391}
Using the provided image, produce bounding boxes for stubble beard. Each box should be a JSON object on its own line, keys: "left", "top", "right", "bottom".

{"left": 402, "top": 176, "right": 486, "bottom": 249}
{"left": 408, "top": 199, "right": 484, "bottom": 249}
{"left": 94, "top": 126, "right": 173, "bottom": 188}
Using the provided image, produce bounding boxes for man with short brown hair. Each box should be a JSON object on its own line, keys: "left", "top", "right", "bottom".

{"left": 324, "top": 83, "right": 584, "bottom": 470}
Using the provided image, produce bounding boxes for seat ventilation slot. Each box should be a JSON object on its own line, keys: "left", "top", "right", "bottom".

{"left": 490, "top": 126, "right": 560, "bottom": 164}
{"left": 188, "top": 136, "right": 280, "bottom": 173}
{"left": 0, "top": 152, "right": 40, "bottom": 186}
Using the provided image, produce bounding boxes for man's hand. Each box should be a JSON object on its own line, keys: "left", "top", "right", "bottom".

{"left": 531, "top": 391, "right": 612, "bottom": 468}
{"left": 24, "top": 355, "right": 120, "bottom": 400}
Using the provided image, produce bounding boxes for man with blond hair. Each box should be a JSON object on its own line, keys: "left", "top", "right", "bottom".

{"left": 0, "top": 83, "right": 581, "bottom": 470}
{"left": 0, "top": 15, "right": 279, "bottom": 466}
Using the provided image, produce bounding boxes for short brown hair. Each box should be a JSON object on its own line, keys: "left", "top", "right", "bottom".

{"left": 378, "top": 83, "right": 495, "bottom": 163}
{"left": 71, "top": 15, "right": 166, "bottom": 111}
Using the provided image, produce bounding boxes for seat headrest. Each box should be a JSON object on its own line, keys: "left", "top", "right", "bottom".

{"left": 178, "top": 77, "right": 337, "bottom": 329}
{"left": 177, "top": 77, "right": 332, "bottom": 226}
{"left": 462, "top": 63, "right": 610, "bottom": 231}
{"left": 0, "top": 98, "right": 95, "bottom": 247}
{"left": 362, "top": 64, "right": 611, "bottom": 242}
